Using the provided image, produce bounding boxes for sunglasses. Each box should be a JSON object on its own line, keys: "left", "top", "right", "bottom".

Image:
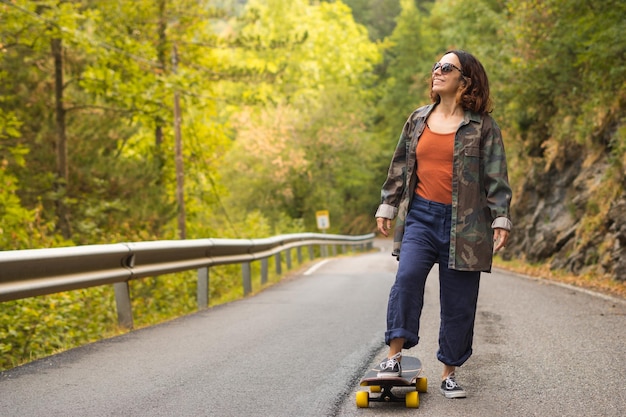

{"left": 432, "top": 62, "right": 464, "bottom": 75}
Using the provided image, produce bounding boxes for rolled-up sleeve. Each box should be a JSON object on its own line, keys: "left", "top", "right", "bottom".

{"left": 375, "top": 203, "right": 398, "bottom": 219}
{"left": 491, "top": 216, "right": 512, "bottom": 230}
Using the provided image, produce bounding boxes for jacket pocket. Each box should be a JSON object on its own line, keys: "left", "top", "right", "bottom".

{"left": 464, "top": 146, "right": 480, "bottom": 157}
{"left": 460, "top": 145, "right": 481, "bottom": 185}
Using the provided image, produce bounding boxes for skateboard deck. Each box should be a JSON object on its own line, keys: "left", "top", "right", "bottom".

{"left": 356, "top": 356, "right": 427, "bottom": 408}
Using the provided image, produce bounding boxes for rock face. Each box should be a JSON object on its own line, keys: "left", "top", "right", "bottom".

{"left": 504, "top": 143, "right": 626, "bottom": 282}
{"left": 607, "top": 198, "right": 626, "bottom": 280}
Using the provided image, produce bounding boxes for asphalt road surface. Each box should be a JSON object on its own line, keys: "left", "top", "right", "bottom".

{"left": 1, "top": 239, "right": 624, "bottom": 416}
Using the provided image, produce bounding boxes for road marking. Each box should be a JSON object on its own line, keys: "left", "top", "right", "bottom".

{"left": 304, "top": 259, "right": 331, "bottom": 275}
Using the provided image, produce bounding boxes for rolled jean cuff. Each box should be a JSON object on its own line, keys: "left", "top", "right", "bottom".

{"left": 437, "top": 348, "right": 473, "bottom": 367}
{"left": 385, "top": 328, "right": 419, "bottom": 350}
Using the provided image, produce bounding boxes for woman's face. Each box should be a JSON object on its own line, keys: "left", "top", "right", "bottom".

{"left": 431, "top": 53, "right": 464, "bottom": 97}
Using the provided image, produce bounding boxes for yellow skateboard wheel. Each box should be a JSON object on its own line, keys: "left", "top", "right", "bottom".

{"left": 356, "top": 391, "right": 369, "bottom": 408}
{"left": 416, "top": 376, "right": 428, "bottom": 393}
{"left": 405, "top": 391, "right": 419, "bottom": 408}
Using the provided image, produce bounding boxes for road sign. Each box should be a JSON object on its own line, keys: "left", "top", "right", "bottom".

{"left": 315, "top": 210, "right": 330, "bottom": 230}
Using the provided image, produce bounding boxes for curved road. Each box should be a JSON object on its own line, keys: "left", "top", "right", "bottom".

{"left": 1, "top": 239, "right": 624, "bottom": 416}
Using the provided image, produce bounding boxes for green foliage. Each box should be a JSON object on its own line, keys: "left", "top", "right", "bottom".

{"left": 613, "top": 123, "right": 626, "bottom": 167}
{"left": 0, "top": 287, "right": 119, "bottom": 370}
{"left": 0, "top": 168, "right": 37, "bottom": 249}
{"left": 505, "top": 0, "right": 626, "bottom": 155}
{"left": 374, "top": 0, "right": 435, "bottom": 145}
{"left": 130, "top": 272, "right": 197, "bottom": 327}
{"left": 341, "top": 0, "right": 402, "bottom": 41}
{"left": 219, "top": 0, "right": 382, "bottom": 234}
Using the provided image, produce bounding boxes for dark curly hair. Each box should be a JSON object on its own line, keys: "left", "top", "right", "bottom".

{"left": 430, "top": 50, "right": 493, "bottom": 114}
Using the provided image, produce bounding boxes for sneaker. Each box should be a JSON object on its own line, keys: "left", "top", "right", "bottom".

{"left": 377, "top": 352, "right": 402, "bottom": 377}
{"left": 440, "top": 373, "right": 467, "bottom": 398}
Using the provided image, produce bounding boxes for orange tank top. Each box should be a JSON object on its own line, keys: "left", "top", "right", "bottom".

{"left": 415, "top": 125, "right": 454, "bottom": 205}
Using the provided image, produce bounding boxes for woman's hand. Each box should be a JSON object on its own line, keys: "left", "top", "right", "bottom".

{"left": 377, "top": 217, "right": 392, "bottom": 237}
{"left": 493, "top": 228, "right": 509, "bottom": 253}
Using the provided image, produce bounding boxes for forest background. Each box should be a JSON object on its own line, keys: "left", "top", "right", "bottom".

{"left": 1, "top": 0, "right": 624, "bottom": 370}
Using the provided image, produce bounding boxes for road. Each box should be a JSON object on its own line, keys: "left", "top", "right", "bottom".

{"left": 1, "top": 239, "right": 624, "bottom": 416}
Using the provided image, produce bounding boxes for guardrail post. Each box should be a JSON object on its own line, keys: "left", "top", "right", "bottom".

{"left": 308, "top": 244, "right": 314, "bottom": 261}
{"left": 332, "top": 245, "right": 337, "bottom": 256}
{"left": 296, "top": 247, "right": 302, "bottom": 264}
{"left": 286, "top": 249, "right": 292, "bottom": 270}
{"left": 197, "top": 267, "right": 209, "bottom": 309}
{"left": 114, "top": 282, "right": 134, "bottom": 329}
{"left": 261, "top": 258, "right": 268, "bottom": 285}
{"left": 242, "top": 262, "right": 252, "bottom": 295}
{"left": 275, "top": 253, "right": 282, "bottom": 275}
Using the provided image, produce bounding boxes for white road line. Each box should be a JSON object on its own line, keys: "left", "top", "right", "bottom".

{"left": 303, "top": 259, "right": 331, "bottom": 275}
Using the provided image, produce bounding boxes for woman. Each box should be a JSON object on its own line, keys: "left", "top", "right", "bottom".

{"left": 374, "top": 50, "right": 512, "bottom": 399}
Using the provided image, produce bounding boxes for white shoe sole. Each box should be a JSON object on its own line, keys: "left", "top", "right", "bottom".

{"left": 440, "top": 388, "right": 467, "bottom": 398}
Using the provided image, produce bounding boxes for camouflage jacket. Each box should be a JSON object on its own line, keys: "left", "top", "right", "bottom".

{"left": 375, "top": 104, "right": 513, "bottom": 272}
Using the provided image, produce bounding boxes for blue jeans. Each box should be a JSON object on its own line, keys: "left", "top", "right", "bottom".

{"left": 385, "top": 196, "right": 481, "bottom": 367}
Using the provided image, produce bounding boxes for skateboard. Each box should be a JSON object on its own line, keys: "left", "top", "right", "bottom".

{"left": 356, "top": 356, "right": 427, "bottom": 408}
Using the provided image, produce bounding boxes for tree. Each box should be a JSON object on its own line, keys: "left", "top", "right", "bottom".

{"left": 505, "top": 0, "right": 626, "bottom": 156}
{"left": 0, "top": 0, "right": 239, "bottom": 244}
{"left": 341, "top": 0, "right": 402, "bottom": 40}
{"left": 372, "top": 0, "right": 435, "bottom": 153}
{"left": 220, "top": 0, "right": 382, "bottom": 233}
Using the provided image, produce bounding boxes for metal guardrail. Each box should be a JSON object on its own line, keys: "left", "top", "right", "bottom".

{"left": 0, "top": 232, "right": 375, "bottom": 328}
